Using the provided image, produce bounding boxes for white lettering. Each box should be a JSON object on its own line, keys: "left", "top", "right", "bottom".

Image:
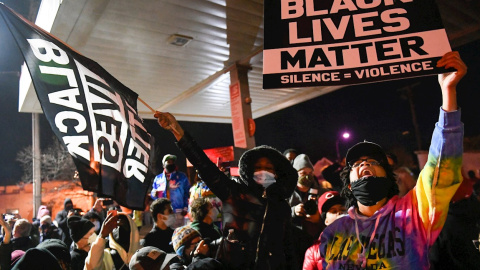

{"left": 124, "top": 138, "right": 149, "bottom": 182}
{"left": 27, "top": 39, "right": 69, "bottom": 64}
{"left": 55, "top": 111, "right": 87, "bottom": 133}
{"left": 63, "top": 135, "right": 90, "bottom": 161}
{"left": 48, "top": 88, "right": 84, "bottom": 111}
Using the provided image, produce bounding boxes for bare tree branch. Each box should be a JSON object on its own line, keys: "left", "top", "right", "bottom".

{"left": 16, "top": 136, "right": 77, "bottom": 183}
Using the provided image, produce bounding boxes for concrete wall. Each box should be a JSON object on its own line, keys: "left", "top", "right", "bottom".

{"left": 0, "top": 180, "right": 95, "bottom": 221}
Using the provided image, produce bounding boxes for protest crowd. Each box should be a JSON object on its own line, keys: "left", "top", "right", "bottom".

{"left": 0, "top": 51, "right": 479, "bottom": 270}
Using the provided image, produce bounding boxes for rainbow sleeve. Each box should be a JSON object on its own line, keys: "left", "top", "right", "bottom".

{"left": 415, "top": 107, "right": 463, "bottom": 245}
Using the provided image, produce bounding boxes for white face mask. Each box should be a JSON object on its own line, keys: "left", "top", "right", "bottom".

{"left": 87, "top": 232, "right": 97, "bottom": 245}
{"left": 208, "top": 207, "right": 219, "bottom": 221}
{"left": 93, "top": 220, "right": 101, "bottom": 232}
{"left": 164, "top": 214, "right": 176, "bottom": 228}
{"left": 253, "top": 171, "right": 276, "bottom": 189}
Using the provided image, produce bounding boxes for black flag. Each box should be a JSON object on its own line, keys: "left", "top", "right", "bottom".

{"left": 0, "top": 3, "right": 155, "bottom": 210}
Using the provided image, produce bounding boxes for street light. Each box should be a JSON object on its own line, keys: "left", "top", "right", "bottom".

{"left": 336, "top": 131, "right": 350, "bottom": 162}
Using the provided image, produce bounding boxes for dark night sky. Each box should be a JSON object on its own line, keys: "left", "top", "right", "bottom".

{"left": 1, "top": 1, "right": 479, "bottom": 186}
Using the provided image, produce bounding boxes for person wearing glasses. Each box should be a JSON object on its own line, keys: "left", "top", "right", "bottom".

{"left": 316, "top": 51, "right": 467, "bottom": 270}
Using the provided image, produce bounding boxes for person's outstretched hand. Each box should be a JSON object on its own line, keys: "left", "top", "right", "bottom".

{"left": 437, "top": 51, "right": 467, "bottom": 112}
{"left": 154, "top": 111, "right": 184, "bottom": 141}
{"left": 0, "top": 218, "right": 12, "bottom": 244}
{"left": 99, "top": 212, "right": 119, "bottom": 238}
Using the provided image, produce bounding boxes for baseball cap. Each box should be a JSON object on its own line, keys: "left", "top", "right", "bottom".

{"left": 162, "top": 154, "right": 177, "bottom": 164}
{"left": 317, "top": 191, "right": 345, "bottom": 215}
{"left": 129, "top": 246, "right": 176, "bottom": 270}
{"left": 345, "top": 141, "right": 388, "bottom": 167}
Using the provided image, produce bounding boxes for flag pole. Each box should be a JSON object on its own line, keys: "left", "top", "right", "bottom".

{"left": 138, "top": 97, "right": 156, "bottom": 113}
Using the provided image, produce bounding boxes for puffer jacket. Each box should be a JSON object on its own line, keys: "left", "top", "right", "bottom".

{"left": 176, "top": 132, "right": 298, "bottom": 270}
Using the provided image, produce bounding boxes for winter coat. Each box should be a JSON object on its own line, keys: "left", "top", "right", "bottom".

{"left": 176, "top": 132, "right": 298, "bottom": 270}
{"left": 303, "top": 240, "right": 321, "bottom": 270}
{"left": 151, "top": 170, "right": 190, "bottom": 212}
{"left": 55, "top": 198, "right": 73, "bottom": 247}
{"left": 11, "top": 236, "right": 35, "bottom": 252}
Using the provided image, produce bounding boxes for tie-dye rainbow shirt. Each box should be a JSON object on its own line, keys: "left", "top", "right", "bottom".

{"left": 318, "top": 108, "right": 463, "bottom": 270}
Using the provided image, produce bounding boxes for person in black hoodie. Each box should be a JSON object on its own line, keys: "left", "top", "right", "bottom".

{"left": 155, "top": 112, "right": 298, "bottom": 270}
{"left": 55, "top": 198, "right": 74, "bottom": 248}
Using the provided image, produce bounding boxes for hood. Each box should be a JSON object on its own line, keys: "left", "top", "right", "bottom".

{"left": 239, "top": 145, "right": 297, "bottom": 200}
{"left": 347, "top": 195, "right": 399, "bottom": 221}
{"left": 63, "top": 198, "right": 73, "bottom": 209}
{"left": 36, "top": 205, "right": 50, "bottom": 220}
{"left": 109, "top": 212, "right": 140, "bottom": 264}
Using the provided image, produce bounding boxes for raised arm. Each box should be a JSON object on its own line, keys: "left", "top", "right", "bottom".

{"left": 416, "top": 51, "right": 466, "bottom": 245}
{"left": 83, "top": 212, "right": 118, "bottom": 270}
{"left": 153, "top": 111, "right": 233, "bottom": 201}
{"left": 0, "top": 219, "right": 12, "bottom": 270}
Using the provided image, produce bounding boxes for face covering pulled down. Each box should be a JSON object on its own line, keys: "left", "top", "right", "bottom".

{"left": 350, "top": 176, "right": 393, "bottom": 206}
{"left": 253, "top": 171, "right": 276, "bottom": 189}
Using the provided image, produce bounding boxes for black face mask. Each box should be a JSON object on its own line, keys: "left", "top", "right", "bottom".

{"left": 350, "top": 176, "right": 393, "bottom": 206}
{"left": 165, "top": 164, "right": 176, "bottom": 173}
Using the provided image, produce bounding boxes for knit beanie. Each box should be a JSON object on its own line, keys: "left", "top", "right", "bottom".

{"left": 11, "top": 250, "right": 25, "bottom": 266}
{"left": 37, "top": 239, "right": 71, "bottom": 266}
{"left": 12, "top": 248, "right": 62, "bottom": 270}
{"left": 171, "top": 225, "right": 201, "bottom": 256}
{"left": 67, "top": 216, "right": 94, "bottom": 243}
{"left": 293, "top": 154, "right": 314, "bottom": 171}
{"left": 40, "top": 215, "right": 52, "bottom": 225}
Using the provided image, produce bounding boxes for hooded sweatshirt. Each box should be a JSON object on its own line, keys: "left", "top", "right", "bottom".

{"left": 84, "top": 212, "right": 139, "bottom": 270}
{"left": 55, "top": 198, "right": 73, "bottom": 247}
{"left": 317, "top": 108, "right": 463, "bottom": 269}
{"left": 177, "top": 132, "right": 298, "bottom": 270}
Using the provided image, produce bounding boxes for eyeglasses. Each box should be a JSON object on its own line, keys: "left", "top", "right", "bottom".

{"left": 349, "top": 158, "right": 381, "bottom": 169}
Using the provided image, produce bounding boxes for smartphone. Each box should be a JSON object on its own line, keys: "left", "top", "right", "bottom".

{"left": 102, "top": 199, "right": 114, "bottom": 206}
